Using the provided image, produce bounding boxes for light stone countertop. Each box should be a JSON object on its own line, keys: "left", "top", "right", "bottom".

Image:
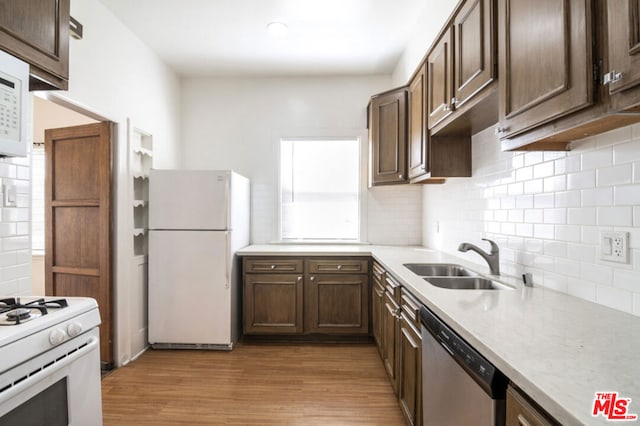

{"left": 238, "top": 244, "right": 640, "bottom": 425}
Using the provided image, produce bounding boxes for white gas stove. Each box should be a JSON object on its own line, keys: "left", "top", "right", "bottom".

{"left": 0, "top": 296, "right": 103, "bottom": 425}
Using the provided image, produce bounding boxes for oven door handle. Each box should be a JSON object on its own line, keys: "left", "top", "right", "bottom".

{"left": 0, "top": 335, "right": 99, "bottom": 403}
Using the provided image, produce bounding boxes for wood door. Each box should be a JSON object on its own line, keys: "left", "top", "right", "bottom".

{"left": 369, "top": 87, "right": 408, "bottom": 185}
{"left": 454, "top": 0, "right": 496, "bottom": 108}
{"left": 607, "top": 0, "right": 640, "bottom": 103}
{"left": 398, "top": 313, "right": 422, "bottom": 426}
{"left": 305, "top": 274, "right": 369, "bottom": 335}
{"left": 497, "top": 0, "right": 593, "bottom": 139}
{"left": 0, "top": 0, "right": 70, "bottom": 89}
{"left": 408, "top": 64, "right": 428, "bottom": 179}
{"left": 45, "top": 122, "right": 113, "bottom": 366}
{"left": 427, "top": 26, "right": 454, "bottom": 129}
{"left": 243, "top": 274, "right": 304, "bottom": 334}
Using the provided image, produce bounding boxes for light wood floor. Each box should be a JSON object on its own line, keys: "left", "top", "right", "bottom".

{"left": 101, "top": 342, "right": 405, "bottom": 425}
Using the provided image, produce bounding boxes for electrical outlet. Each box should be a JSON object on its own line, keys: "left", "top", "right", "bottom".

{"left": 600, "top": 231, "right": 629, "bottom": 263}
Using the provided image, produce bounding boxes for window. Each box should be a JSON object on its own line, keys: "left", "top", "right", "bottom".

{"left": 280, "top": 138, "right": 360, "bottom": 241}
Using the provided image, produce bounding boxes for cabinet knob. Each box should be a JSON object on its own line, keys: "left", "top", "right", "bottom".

{"left": 337, "top": 265, "right": 342, "bottom": 270}
{"left": 602, "top": 70, "right": 622, "bottom": 85}
{"left": 398, "top": 174, "right": 404, "bottom": 180}
{"left": 451, "top": 97, "right": 458, "bottom": 106}
{"left": 297, "top": 276, "right": 302, "bottom": 282}
{"left": 270, "top": 264, "right": 276, "bottom": 270}
{"left": 310, "top": 276, "right": 315, "bottom": 281}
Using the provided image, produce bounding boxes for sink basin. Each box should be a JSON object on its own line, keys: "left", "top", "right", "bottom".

{"left": 404, "top": 263, "right": 477, "bottom": 277}
{"left": 424, "top": 277, "right": 513, "bottom": 290}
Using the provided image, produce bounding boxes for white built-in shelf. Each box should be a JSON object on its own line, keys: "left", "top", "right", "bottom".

{"left": 133, "top": 147, "right": 153, "bottom": 157}
{"left": 133, "top": 199, "right": 146, "bottom": 208}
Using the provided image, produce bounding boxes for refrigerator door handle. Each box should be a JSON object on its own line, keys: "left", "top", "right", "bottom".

{"left": 224, "top": 232, "right": 230, "bottom": 289}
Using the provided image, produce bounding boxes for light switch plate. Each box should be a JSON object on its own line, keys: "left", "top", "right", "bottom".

{"left": 600, "top": 231, "right": 629, "bottom": 263}
{"left": 3, "top": 183, "right": 16, "bottom": 207}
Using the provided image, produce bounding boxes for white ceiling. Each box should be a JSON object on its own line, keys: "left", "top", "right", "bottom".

{"left": 98, "top": 0, "right": 446, "bottom": 77}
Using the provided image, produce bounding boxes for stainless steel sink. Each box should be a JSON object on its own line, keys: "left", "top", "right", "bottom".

{"left": 424, "top": 277, "right": 513, "bottom": 290}
{"left": 403, "top": 263, "right": 477, "bottom": 277}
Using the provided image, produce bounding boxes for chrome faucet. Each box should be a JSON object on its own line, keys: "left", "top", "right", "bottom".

{"left": 458, "top": 238, "right": 500, "bottom": 275}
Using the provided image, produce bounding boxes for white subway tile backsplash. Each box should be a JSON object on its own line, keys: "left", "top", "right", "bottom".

{"left": 524, "top": 179, "right": 543, "bottom": 194}
{"left": 597, "top": 164, "right": 633, "bottom": 186}
{"left": 543, "top": 175, "right": 566, "bottom": 192}
{"left": 582, "top": 148, "right": 613, "bottom": 170}
{"left": 597, "top": 206, "right": 633, "bottom": 226}
{"left": 543, "top": 208, "right": 566, "bottom": 224}
{"left": 423, "top": 124, "right": 640, "bottom": 316}
{"left": 582, "top": 187, "right": 613, "bottom": 206}
{"left": 615, "top": 185, "right": 640, "bottom": 205}
{"left": 567, "top": 170, "right": 596, "bottom": 189}
{"left": 613, "top": 139, "right": 640, "bottom": 164}
{"left": 567, "top": 207, "right": 596, "bottom": 225}
{"left": 596, "top": 285, "right": 633, "bottom": 313}
{"left": 555, "top": 190, "right": 581, "bottom": 207}
{"left": 533, "top": 162, "right": 554, "bottom": 179}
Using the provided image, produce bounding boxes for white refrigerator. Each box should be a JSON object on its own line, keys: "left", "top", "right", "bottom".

{"left": 148, "top": 169, "right": 250, "bottom": 349}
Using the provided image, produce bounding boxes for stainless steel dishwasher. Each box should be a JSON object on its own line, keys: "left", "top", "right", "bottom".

{"left": 420, "top": 306, "right": 508, "bottom": 425}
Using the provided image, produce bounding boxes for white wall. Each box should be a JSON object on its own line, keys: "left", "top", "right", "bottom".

{"left": 390, "top": 0, "right": 458, "bottom": 85}
{"left": 423, "top": 125, "right": 640, "bottom": 316}
{"left": 180, "top": 76, "right": 422, "bottom": 245}
{"left": 32, "top": 0, "right": 181, "bottom": 367}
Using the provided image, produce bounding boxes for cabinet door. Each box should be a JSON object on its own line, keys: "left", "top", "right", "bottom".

{"left": 243, "top": 274, "right": 303, "bottom": 334}
{"left": 399, "top": 313, "right": 422, "bottom": 426}
{"left": 382, "top": 291, "right": 400, "bottom": 394}
{"left": 607, "top": 0, "right": 640, "bottom": 106}
{"left": 306, "top": 274, "right": 369, "bottom": 335}
{"left": 0, "top": 0, "right": 70, "bottom": 89}
{"left": 454, "top": 0, "right": 496, "bottom": 108}
{"left": 370, "top": 88, "right": 408, "bottom": 185}
{"left": 427, "top": 27, "right": 454, "bottom": 129}
{"left": 408, "top": 64, "right": 429, "bottom": 179}
{"left": 497, "top": 0, "right": 593, "bottom": 138}
{"left": 372, "top": 279, "right": 385, "bottom": 354}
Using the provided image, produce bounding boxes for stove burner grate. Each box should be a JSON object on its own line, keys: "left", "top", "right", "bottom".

{"left": 0, "top": 297, "right": 69, "bottom": 325}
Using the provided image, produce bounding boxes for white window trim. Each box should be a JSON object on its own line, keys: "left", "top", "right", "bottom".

{"left": 276, "top": 129, "right": 369, "bottom": 244}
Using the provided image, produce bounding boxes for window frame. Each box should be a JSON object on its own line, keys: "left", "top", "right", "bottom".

{"left": 277, "top": 131, "right": 368, "bottom": 243}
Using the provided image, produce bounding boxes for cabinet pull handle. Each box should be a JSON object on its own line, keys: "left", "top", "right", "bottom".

{"left": 451, "top": 97, "right": 458, "bottom": 106}
{"left": 270, "top": 265, "right": 276, "bottom": 270}
{"left": 602, "top": 70, "right": 622, "bottom": 85}
{"left": 517, "top": 414, "right": 532, "bottom": 426}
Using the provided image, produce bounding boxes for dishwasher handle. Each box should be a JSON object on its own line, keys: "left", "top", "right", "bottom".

{"left": 420, "top": 306, "right": 508, "bottom": 399}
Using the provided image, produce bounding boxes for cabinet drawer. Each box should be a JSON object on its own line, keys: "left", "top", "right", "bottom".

{"left": 372, "top": 262, "right": 386, "bottom": 282}
{"left": 385, "top": 274, "right": 402, "bottom": 301}
{"left": 244, "top": 258, "right": 303, "bottom": 274}
{"left": 401, "top": 288, "right": 421, "bottom": 328}
{"left": 307, "top": 258, "right": 369, "bottom": 274}
{"left": 506, "top": 385, "right": 559, "bottom": 426}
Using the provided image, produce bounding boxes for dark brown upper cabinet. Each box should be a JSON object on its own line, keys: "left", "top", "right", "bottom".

{"left": 606, "top": 0, "right": 640, "bottom": 111}
{"left": 369, "top": 87, "right": 408, "bottom": 186}
{"left": 453, "top": 0, "right": 496, "bottom": 110}
{"left": 0, "top": 0, "right": 70, "bottom": 90}
{"left": 496, "top": 0, "right": 594, "bottom": 141}
{"left": 408, "top": 64, "right": 429, "bottom": 180}
{"left": 427, "top": 27, "right": 454, "bottom": 129}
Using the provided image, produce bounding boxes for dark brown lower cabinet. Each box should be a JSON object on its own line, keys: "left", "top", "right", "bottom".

{"left": 506, "top": 385, "right": 559, "bottom": 426}
{"left": 371, "top": 263, "right": 386, "bottom": 355}
{"left": 243, "top": 274, "right": 303, "bottom": 334}
{"left": 306, "top": 274, "right": 369, "bottom": 335}
{"left": 382, "top": 288, "right": 401, "bottom": 394}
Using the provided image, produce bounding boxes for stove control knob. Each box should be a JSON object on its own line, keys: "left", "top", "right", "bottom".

{"left": 67, "top": 322, "right": 83, "bottom": 337}
{"left": 49, "top": 329, "right": 66, "bottom": 345}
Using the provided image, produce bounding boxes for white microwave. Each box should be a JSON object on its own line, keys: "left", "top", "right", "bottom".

{"left": 0, "top": 49, "right": 29, "bottom": 157}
